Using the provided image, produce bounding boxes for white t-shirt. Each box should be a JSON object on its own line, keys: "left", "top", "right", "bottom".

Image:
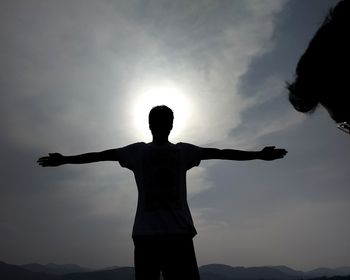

{"left": 117, "top": 142, "right": 202, "bottom": 237}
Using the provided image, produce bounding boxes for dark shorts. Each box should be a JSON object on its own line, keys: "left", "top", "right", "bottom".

{"left": 133, "top": 235, "right": 200, "bottom": 280}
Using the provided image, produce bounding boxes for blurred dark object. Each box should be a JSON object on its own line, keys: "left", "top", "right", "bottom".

{"left": 287, "top": 0, "right": 350, "bottom": 134}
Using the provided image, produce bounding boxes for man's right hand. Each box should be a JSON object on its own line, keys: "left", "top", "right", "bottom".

{"left": 37, "top": 153, "right": 65, "bottom": 167}
{"left": 260, "top": 146, "right": 288, "bottom": 161}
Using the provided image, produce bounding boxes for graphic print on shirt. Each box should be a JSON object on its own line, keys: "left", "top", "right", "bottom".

{"left": 142, "top": 148, "right": 181, "bottom": 211}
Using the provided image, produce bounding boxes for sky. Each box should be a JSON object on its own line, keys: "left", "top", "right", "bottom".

{"left": 0, "top": 0, "right": 349, "bottom": 271}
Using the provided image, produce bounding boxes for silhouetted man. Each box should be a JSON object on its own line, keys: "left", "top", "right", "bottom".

{"left": 38, "top": 105, "right": 287, "bottom": 280}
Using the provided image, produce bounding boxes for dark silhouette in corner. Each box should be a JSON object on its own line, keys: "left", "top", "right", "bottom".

{"left": 37, "top": 105, "right": 287, "bottom": 280}
{"left": 287, "top": 0, "right": 350, "bottom": 134}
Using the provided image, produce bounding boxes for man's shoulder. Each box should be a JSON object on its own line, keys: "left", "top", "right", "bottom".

{"left": 118, "top": 142, "right": 146, "bottom": 152}
{"left": 176, "top": 142, "right": 200, "bottom": 148}
{"left": 175, "top": 142, "right": 203, "bottom": 153}
{"left": 123, "top": 142, "right": 146, "bottom": 147}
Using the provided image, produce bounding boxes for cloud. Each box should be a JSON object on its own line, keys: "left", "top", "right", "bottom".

{"left": 1, "top": 0, "right": 290, "bottom": 150}
{"left": 187, "top": 166, "right": 215, "bottom": 196}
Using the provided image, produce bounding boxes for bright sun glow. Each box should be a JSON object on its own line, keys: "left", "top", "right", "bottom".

{"left": 132, "top": 83, "right": 192, "bottom": 141}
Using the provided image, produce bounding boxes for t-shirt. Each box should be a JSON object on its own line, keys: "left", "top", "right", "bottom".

{"left": 117, "top": 142, "right": 202, "bottom": 237}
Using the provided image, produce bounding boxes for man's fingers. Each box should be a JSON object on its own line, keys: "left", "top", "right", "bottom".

{"left": 38, "top": 161, "right": 53, "bottom": 167}
{"left": 37, "top": 153, "right": 61, "bottom": 167}
{"left": 274, "top": 148, "right": 287, "bottom": 152}
{"left": 38, "top": 161, "right": 46, "bottom": 166}
{"left": 275, "top": 149, "right": 288, "bottom": 157}
{"left": 260, "top": 147, "right": 287, "bottom": 161}
{"left": 37, "top": 157, "right": 49, "bottom": 163}
{"left": 37, "top": 156, "right": 55, "bottom": 166}
{"left": 280, "top": 149, "right": 288, "bottom": 155}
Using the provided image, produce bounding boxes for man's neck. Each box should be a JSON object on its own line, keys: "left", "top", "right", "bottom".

{"left": 151, "top": 137, "right": 170, "bottom": 145}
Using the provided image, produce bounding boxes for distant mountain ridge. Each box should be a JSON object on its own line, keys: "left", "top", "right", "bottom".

{"left": 21, "top": 263, "right": 92, "bottom": 275}
{"left": 268, "top": 265, "right": 305, "bottom": 276}
{"left": 1, "top": 260, "right": 350, "bottom": 280}
{"left": 307, "top": 267, "right": 350, "bottom": 278}
{"left": 200, "top": 264, "right": 293, "bottom": 280}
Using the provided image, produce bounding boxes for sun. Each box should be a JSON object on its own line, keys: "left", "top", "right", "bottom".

{"left": 132, "top": 83, "right": 192, "bottom": 141}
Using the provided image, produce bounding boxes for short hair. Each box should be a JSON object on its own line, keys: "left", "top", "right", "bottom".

{"left": 148, "top": 105, "right": 174, "bottom": 127}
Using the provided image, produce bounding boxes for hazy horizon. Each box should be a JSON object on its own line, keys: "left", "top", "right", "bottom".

{"left": 5, "top": 260, "right": 350, "bottom": 272}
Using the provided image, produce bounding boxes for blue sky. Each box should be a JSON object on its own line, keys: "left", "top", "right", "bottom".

{"left": 0, "top": 0, "right": 349, "bottom": 270}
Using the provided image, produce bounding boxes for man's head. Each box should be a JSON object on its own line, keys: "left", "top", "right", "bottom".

{"left": 149, "top": 105, "right": 174, "bottom": 138}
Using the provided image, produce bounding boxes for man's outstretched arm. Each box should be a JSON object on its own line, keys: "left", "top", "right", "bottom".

{"left": 37, "top": 149, "right": 119, "bottom": 167}
{"left": 200, "top": 146, "right": 287, "bottom": 161}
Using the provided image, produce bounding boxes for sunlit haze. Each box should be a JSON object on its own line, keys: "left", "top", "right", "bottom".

{"left": 132, "top": 81, "right": 192, "bottom": 141}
